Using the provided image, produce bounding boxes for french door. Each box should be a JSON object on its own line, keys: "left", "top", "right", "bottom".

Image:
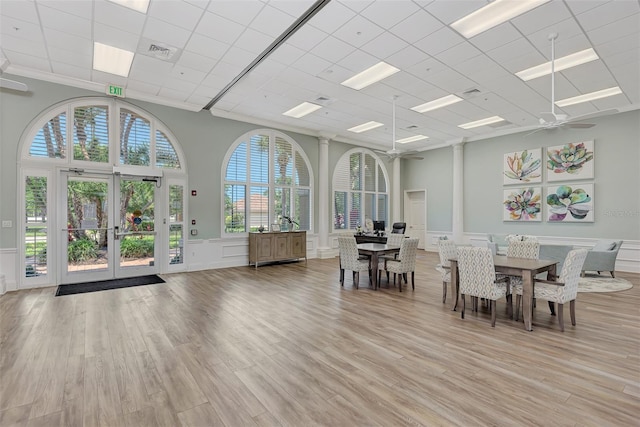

{"left": 60, "top": 171, "right": 159, "bottom": 284}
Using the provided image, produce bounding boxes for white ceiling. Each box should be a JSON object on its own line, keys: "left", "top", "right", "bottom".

{"left": 1, "top": 0, "right": 639, "bottom": 152}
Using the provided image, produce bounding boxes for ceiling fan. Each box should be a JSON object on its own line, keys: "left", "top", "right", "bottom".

{"left": 0, "top": 58, "right": 28, "bottom": 92}
{"left": 534, "top": 33, "right": 616, "bottom": 132}
{"left": 375, "top": 96, "right": 424, "bottom": 160}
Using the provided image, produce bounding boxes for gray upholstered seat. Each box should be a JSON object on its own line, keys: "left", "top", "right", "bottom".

{"left": 581, "top": 240, "right": 623, "bottom": 278}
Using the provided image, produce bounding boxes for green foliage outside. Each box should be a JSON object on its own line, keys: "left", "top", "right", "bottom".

{"left": 120, "top": 237, "right": 154, "bottom": 258}
{"left": 68, "top": 238, "right": 98, "bottom": 262}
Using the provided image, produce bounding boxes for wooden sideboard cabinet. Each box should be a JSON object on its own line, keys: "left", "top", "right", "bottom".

{"left": 249, "top": 231, "right": 307, "bottom": 268}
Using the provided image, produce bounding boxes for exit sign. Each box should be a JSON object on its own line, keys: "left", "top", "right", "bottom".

{"left": 106, "top": 84, "right": 125, "bottom": 98}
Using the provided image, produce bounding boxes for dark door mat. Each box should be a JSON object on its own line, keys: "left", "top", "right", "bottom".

{"left": 55, "top": 274, "right": 165, "bottom": 296}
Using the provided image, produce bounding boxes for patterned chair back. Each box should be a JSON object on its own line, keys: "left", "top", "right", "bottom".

{"left": 507, "top": 240, "right": 540, "bottom": 259}
{"left": 457, "top": 247, "right": 502, "bottom": 300}
{"left": 396, "top": 238, "right": 419, "bottom": 270}
{"left": 438, "top": 239, "right": 457, "bottom": 267}
{"left": 556, "top": 249, "right": 589, "bottom": 302}
{"left": 386, "top": 234, "right": 405, "bottom": 248}
{"left": 338, "top": 235, "right": 365, "bottom": 271}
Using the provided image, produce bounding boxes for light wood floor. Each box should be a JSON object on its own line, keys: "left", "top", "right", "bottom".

{"left": 1, "top": 251, "right": 639, "bottom": 426}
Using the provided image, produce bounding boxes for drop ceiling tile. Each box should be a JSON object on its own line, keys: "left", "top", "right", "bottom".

{"left": 486, "top": 37, "right": 537, "bottom": 64}
{"left": 251, "top": 58, "right": 286, "bottom": 78}
{"left": 285, "top": 21, "right": 328, "bottom": 50}
{"left": 360, "top": 31, "right": 408, "bottom": 60}
{"left": 575, "top": 0, "right": 640, "bottom": 31}
{"left": 511, "top": 1, "right": 572, "bottom": 35}
{"left": 48, "top": 45, "right": 92, "bottom": 68}
{"left": 211, "top": 60, "right": 243, "bottom": 79}
{"left": 51, "top": 61, "right": 92, "bottom": 80}
{"left": 565, "top": 0, "right": 609, "bottom": 16}
{"left": 405, "top": 57, "right": 449, "bottom": 81}
{"left": 169, "top": 65, "right": 208, "bottom": 84}
{"left": 129, "top": 55, "right": 174, "bottom": 85}
{"left": 425, "top": 0, "right": 486, "bottom": 25}
{"left": 338, "top": 0, "right": 375, "bottom": 14}
{"left": 414, "top": 26, "right": 464, "bottom": 56}
{"left": 332, "top": 15, "right": 384, "bottom": 48}
{"left": 40, "top": 0, "right": 93, "bottom": 19}
{"left": 388, "top": 9, "right": 442, "bottom": 44}
{"left": 309, "top": 1, "right": 357, "bottom": 33}
{"left": 38, "top": 4, "right": 91, "bottom": 38}
{"left": 1, "top": 16, "right": 44, "bottom": 44}
{"left": 94, "top": 23, "right": 139, "bottom": 52}
{"left": 268, "top": 0, "right": 316, "bottom": 18}
{"left": 196, "top": 10, "right": 245, "bottom": 45}
{"left": 561, "top": 61, "right": 616, "bottom": 93}
{"left": 525, "top": 18, "right": 585, "bottom": 55}
{"left": 312, "top": 36, "right": 357, "bottom": 63}
{"left": 94, "top": 1, "right": 146, "bottom": 35}
{"left": 360, "top": 0, "right": 420, "bottom": 29}
{"left": 206, "top": 0, "right": 264, "bottom": 26}
{"left": 0, "top": 0, "right": 38, "bottom": 23}
{"left": 177, "top": 51, "right": 218, "bottom": 73}
{"left": 161, "top": 76, "right": 199, "bottom": 94}
{"left": 469, "top": 22, "right": 521, "bottom": 52}
{"left": 335, "top": 48, "right": 378, "bottom": 72}
{"left": 601, "top": 47, "right": 640, "bottom": 69}
{"left": 435, "top": 41, "right": 482, "bottom": 67}
{"left": 91, "top": 69, "right": 127, "bottom": 85}
{"left": 291, "top": 52, "right": 332, "bottom": 75}
{"left": 315, "top": 63, "right": 355, "bottom": 84}
{"left": 588, "top": 13, "right": 640, "bottom": 46}
{"left": 386, "top": 45, "right": 430, "bottom": 70}
{"left": 148, "top": 0, "right": 204, "bottom": 31}
{"left": 268, "top": 43, "right": 306, "bottom": 65}
{"left": 158, "top": 86, "right": 192, "bottom": 102}
{"left": 234, "top": 28, "right": 275, "bottom": 54}
{"left": 2, "top": 49, "right": 51, "bottom": 71}
{"left": 184, "top": 33, "right": 230, "bottom": 60}
{"left": 251, "top": 4, "right": 299, "bottom": 38}
{"left": 0, "top": 33, "right": 48, "bottom": 59}
{"left": 43, "top": 27, "right": 92, "bottom": 53}
{"left": 186, "top": 93, "right": 215, "bottom": 107}
{"left": 596, "top": 33, "right": 640, "bottom": 59}
{"left": 143, "top": 17, "right": 193, "bottom": 49}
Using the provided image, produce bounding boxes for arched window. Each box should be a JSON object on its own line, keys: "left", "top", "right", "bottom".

{"left": 333, "top": 149, "right": 389, "bottom": 231}
{"left": 223, "top": 130, "right": 313, "bottom": 234}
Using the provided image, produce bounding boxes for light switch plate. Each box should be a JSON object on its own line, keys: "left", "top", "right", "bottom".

{"left": 1, "top": 220, "right": 12, "bottom": 228}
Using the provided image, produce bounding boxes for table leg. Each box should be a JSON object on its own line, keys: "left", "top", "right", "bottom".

{"left": 547, "top": 264, "right": 557, "bottom": 315}
{"left": 371, "top": 253, "right": 379, "bottom": 290}
{"left": 450, "top": 260, "right": 459, "bottom": 311}
{"left": 522, "top": 271, "right": 534, "bottom": 331}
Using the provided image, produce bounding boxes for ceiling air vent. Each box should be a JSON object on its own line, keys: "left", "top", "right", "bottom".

{"left": 137, "top": 38, "right": 182, "bottom": 63}
{"left": 460, "top": 88, "right": 481, "bottom": 99}
{"left": 406, "top": 125, "right": 418, "bottom": 129}
{"left": 314, "top": 95, "right": 335, "bottom": 106}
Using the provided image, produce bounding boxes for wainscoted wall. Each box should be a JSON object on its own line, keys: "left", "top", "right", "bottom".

{"left": 0, "top": 248, "right": 17, "bottom": 293}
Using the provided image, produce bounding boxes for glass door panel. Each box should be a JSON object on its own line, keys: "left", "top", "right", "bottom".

{"left": 115, "top": 177, "right": 158, "bottom": 276}
{"left": 63, "top": 174, "right": 113, "bottom": 283}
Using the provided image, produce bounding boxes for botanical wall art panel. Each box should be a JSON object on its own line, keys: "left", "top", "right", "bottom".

{"left": 547, "top": 140, "right": 594, "bottom": 182}
{"left": 546, "top": 183, "right": 594, "bottom": 222}
{"left": 503, "top": 187, "right": 542, "bottom": 221}
{"left": 503, "top": 149, "right": 542, "bottom": 184}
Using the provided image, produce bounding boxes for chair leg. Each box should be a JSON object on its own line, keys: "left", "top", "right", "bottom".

{"left": 397, "top": 273, "right": 402, "bottom": 292}
{"left": 461, "top": 295, "right": 465, "bottom": 319}
{"left": 411, "top": 272, "right": 415, "bottom": 290}
{"left": 514, "top": 295, "right": 521, "bottom": 321}
{"left": 354, "top": 272, "right": 359, "bottom": 289}
{"left": 548, "top": 301, "right": 556, "bottom": 316}
{"left": 506, "top": 294, "right": 513, "bottom": 319}
{"left": 340, "top": 268, "right": 344, "bottom": 286}
{"left": 442, "top": 281, "right": 447, "bottom": 303}
{"left": 557, "top": 303, "right": 564, "bottom": 332}
{"left": 491, "top": 300, "right": 497, "bottom": 327}
{"left": 570, "top": 300, "right": 576, "bottom": 326}
{"left": 610, "top": 271, "right": 615, "bottom": 278}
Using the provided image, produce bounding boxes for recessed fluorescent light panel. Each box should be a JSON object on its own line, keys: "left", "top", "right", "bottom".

{"left": 93, "top": 43, "right": 134, "bottom": 77}
{"left": 555, "top": 87, "right": 622, "bottom": 107}
{"left": 283, "top": 102, "right": 322, "bottom": 118}
{"left": 458, "top": 116, "right": 505, "bottom": 129}
{"left": 452, "top": 0, "right": 551, "bottom": 38}
{"left": 411, "top": 94, "right": 463, "bottom": 113}
{"left": 348, "top": 121, "right": 384, "bottom": 133}
{"left": 108, "top": 0, "right": 150, "bottom": 13}
{"left": 396, "top": 135, "right": 429, "bottom": 144}
{"left": 341, "top": 62, "right": 400, "bottom": 90}
{"left": 516, "top": 48, "right": 599, "bottom": 81}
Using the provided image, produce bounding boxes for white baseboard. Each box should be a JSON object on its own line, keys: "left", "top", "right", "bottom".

{"left": 0, "top": 248, "right": 17, "bottom": 293}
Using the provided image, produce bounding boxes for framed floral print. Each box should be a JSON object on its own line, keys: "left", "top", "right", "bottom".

{"left": 547, "top": 140, "right": 594, "bottom": 182}
{"left": 503, "top": 149, "right": 542, "bottom": 184}
{"left": 546, "top": 184, "right": 594, "bottom": 222}
{"left": 503, "top": 187, "right": 542, "bottom": 221}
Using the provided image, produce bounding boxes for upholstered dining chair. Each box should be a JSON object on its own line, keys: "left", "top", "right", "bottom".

{"left": 384, "top": 238, "right": 419, "bottom": 292}
{"left": 436, "top": 239, "right": 457, "bottom": 303}
{"left": 513, "top": 249, "right": 588, "bottom": 331}
{"left": 379, "top": 233, "right": 407, "bottom": 284}
{"left": 457, "top": 247, "right": 511, "bottom": 327}
{"left": 337, "top": 235, "right": 371, "bottom": 289}
{"left": 500, "top": 240, "right": 541, "bottom": 287}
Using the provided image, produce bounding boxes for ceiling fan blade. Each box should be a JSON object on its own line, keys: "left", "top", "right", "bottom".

{"left": 539, "top": 112, "right": 556, "bottom": 123}
{"left": 565, "top": 122, "right": 595, "bottom": 129}
{"left": 0, "top": 77, "right": 28, "bottom": 92}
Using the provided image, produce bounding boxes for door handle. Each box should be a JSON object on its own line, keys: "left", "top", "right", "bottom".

{"left": 114, "top": 226, "right": 120, "bottom": 240}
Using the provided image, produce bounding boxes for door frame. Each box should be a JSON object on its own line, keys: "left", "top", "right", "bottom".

{"left": 403, "top": 189, "right": 427, "bottom": 249}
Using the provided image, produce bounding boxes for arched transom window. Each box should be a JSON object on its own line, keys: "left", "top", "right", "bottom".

{"left": 223, "top": 130, "right": 313, "bottom": 234}
{"left": 333, "top": 149, "right": 389, "bottom": 231}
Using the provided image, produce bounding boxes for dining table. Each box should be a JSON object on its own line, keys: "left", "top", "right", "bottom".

{"left": 449, "top": 255, "right": 558, "bottom": 331}
{"left": 357, "top": 243, "right": 401, "bottom": 290}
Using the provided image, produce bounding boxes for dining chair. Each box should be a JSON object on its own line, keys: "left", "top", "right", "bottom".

{"left": 513, "top": 249, "right": 588, "bottom": 331}
{"left": 457, "top": 247, "right": 511, "bottom": 327}
{"left": 436, "top": 239, "right": 457, "bottom": 303}
{"left": 500, "top": 240, "right": 540, "bottom": 287}
{"left": 378, "top": 233, "right": 406, "bottom": 284}
{"left": 384, "top": 238, "right": 419, "bottom": 292}
{"left": 337, "top": 235, "right": 371, "bottom": 289}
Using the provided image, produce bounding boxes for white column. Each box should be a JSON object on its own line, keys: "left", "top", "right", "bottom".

{"left": 452, "top": 141, "right": 465, "bottom": 243}
{"left": 317, "top": 135, "right": 333, "bottom": 258}
{"left": 392, "top": 157, "right": 401, "bottom": 224}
